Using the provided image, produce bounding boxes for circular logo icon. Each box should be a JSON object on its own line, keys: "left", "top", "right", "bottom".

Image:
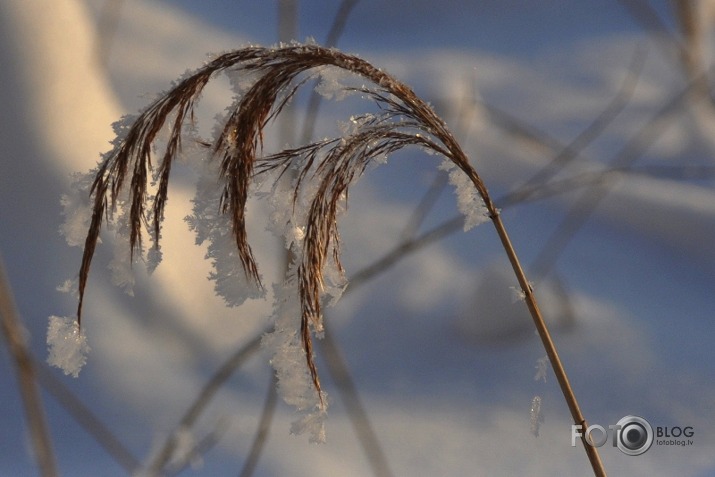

{"left": 616, "top": 415, "right": 653, "bottom": 456}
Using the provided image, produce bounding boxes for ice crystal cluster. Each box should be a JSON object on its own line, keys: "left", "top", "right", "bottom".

{"left": 533, "top": 355, "right": 549, "bottom": 382}
{"left": 530, "top": 395, "right": 544, "bottom": 437}
{"left": 48, "top": 44, "right": 491, "bottom": 441}
{"left": 47, "top": 315, "right": 90, "bottom": 377}
{"left": 439, "top": 158, "right": 489, "bottom": 231}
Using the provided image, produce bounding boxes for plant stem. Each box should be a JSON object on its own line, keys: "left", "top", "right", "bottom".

{"left": 0, "top": 255, "right": 58, "bottom": 477}
{"left": 489, "top": 213, "right": 606, "bottom": 477}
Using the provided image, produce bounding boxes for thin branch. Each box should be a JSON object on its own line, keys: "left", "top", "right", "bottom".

{"left": 500, "top": 163, "right": 715, "bottom": 207}
{"left": 164, "top": 420, "right": 230, "bottom": 477}
{"left": 616, "top": 0, "right": 686, "bottom": 66}
{"left": 0, "top": 255, "right": 58, "bottom": 477}
{"left": 237, "top": 374, "right": 278, "bottom": 477}
{"left": 501, "top": 46, "right": 647, "bottom": 208}
{"left": 323, "top": 0, "right": 360, "bottom": 47}
{"left": 530, "top": 70, "right": 694, "bottom": 278}
{"left": 399, "top": 172, "right": 449, "bottom": 240}
{"left": 145, "top": 332, "right": 265, "bottom": 475}
{"left": 319, "top": 325, "right": 394, "bottom": 477}
{"left": 34, "top": 361, "right": 140, "bottom": 473}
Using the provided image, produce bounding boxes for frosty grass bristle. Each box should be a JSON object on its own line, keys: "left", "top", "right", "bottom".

{"left": 534, "top": 355, "right": 549, "bottom": 382}
{"left": 530, "top": 395, "right": 544, "bottom": 437}
{"left": 47, "top": 315, "right": 90, "bottom": 377}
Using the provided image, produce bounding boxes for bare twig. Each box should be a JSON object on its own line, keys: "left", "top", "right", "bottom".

{"left": 319, "top": 326, "right": 394, "bottom": 477}
{"left": 238, "top": 374, "right": 278, "bottom": 477}
{"left": 34, "top": 360, "right": 140, "bottom": 473}
{"left": 145, "top": 332, "right": 264, "bottom": 475}
{"left": 501, "top": 47, "right": 647, "bottom": 207}
{"left": 530, "top": 70, "right": 694, "bottom": 278}
{"left": 616, "top": 0, "right": 685, "bottom": 65}
{"left": 0, "top": 255, "right": 58, "bottom": 477}
{"left": 164, "top": 420, "right": 230, "bottom": 477}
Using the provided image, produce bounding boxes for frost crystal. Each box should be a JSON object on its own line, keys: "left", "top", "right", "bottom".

{"left": 510, "top": 286, "right": 526, "bottom": 303}
{"left": 315, "top": 66, "right": 353, "bottom": 101}
{"left": 186, "top": 159, "right": 265, "bottom": 306}
{"left": 263, "top": 171, "right": 310, "bottom": 250}
{"left": 59, "top": 172, "right": 95, "bottom": 247}
{"left": 261, "top": 263, "right": 328, "bottom": 444}
{"left": 290, "top": 407, "right": 327, "bottom": 444}
{"left": 56, "top": 278, "right": 79, "bottom": 298}
{"left": 534, "top": 355, "right": 549, "bottom": 382}
{"left": 108, "top": 210, "right": 138, "bottom": 296}
{"left": 530, "top": 395, "right": 544, "bottom": 437}
{"left": 47, "top": 316, "right": 90, "bottom": 377}
{"left": 438, "top": 158, "right": 489, "bottom": 231}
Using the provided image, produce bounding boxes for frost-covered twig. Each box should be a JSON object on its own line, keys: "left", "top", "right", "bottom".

{"left": 65, "top": 43, "right": 605, "bottom": 473}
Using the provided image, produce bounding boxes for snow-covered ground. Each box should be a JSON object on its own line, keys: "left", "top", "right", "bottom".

{"left": 1, "top": 1, "right": 714, "bottom": 476}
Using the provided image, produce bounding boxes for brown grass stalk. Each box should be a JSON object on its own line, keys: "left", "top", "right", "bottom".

{"left": 0, "top": 255, "right": 58, "bottom": 477}
{"left": 76, "top": 44, "right": 605, "bottom": 474}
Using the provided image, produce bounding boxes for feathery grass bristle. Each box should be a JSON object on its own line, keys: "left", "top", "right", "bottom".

{"left": 76, "top": 43, "right": 493, "bottom": 410}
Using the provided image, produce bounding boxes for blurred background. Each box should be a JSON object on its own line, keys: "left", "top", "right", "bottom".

{"left": 1, "top": 1, "right": 714, "bottom": 475}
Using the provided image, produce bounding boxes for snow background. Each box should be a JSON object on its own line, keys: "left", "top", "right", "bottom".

{"left": 1, "top": 0, "right": 714, "bottom": 475}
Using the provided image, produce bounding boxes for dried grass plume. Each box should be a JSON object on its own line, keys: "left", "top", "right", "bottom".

{"left": 76, "top": 43, "right": 494, "bottom": 399}
{"left": 72, "top": 43, "right": 605, "bottom": 473}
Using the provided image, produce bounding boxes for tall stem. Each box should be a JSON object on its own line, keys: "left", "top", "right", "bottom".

{"left": 490, "top": 213, "right": 606, "bottom": 477}
{"left": 0, "top": 256, "right": 58, "bottom": 477}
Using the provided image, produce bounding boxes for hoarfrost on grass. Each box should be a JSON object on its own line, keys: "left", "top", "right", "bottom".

{"left": 59, "top": 171, "right": 96, "bottom": 247}
{"left": 263, "top": 170, "right": 311, "bottom": 250}
{"left": 438, "top": 158, "right": 489, "bottom": 231}
{"left": 52, "top": 44, "right": 504, "bottom": 445}
{"left": 108, "top": 206, "right": 138, "bottom": 296}
{"left": 185, "top": 158, "right": 265, "bottom": 306}
{"left": 261, "top": 263, "right": 328, "bottom": 444}
{"left": 534, "top": 355, "right": 549, "bottom": 382}
{"left": 47, "top": 315, "right": 90, "bottom": 377}
{"left": 56, "top": 278, "right": 79, "bottom": 298}
{"left": 530, "top": 395, "right": 544, "bottom": 437}
{"left": 510, "top": 280, "right": 534, "bottom": 303}
{"left": 290, "top": 407, "right": 327, "bottom": 444}
{"left": 315, "top": 66, "right": 354, "bottom": 101}
{"left": 510, "top": 286, "right": 526, "bottom": 303}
